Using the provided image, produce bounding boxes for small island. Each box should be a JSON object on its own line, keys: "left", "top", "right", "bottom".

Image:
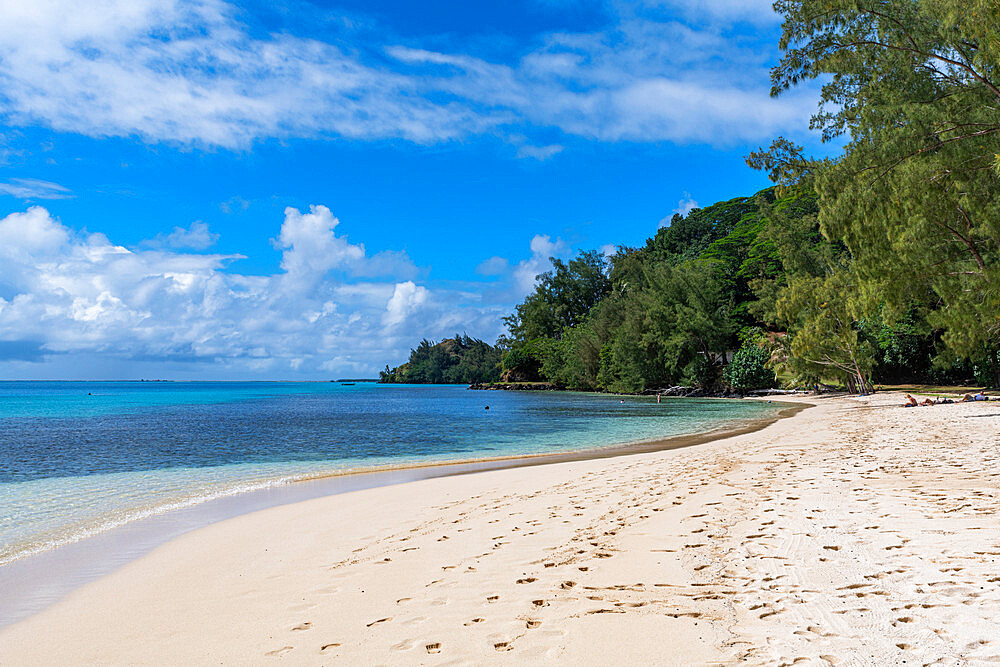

{"left": 379, "top": 335, "right": 502, "bottom": 384}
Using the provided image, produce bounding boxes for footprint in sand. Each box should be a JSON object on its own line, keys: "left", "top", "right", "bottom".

{"left": 291, "top": 622, "right": 313, "bottom": 631}
{"left": 464, "top": 618, "right": 485, "bottom": 626}
{"left": 526, "top": 619, "right": 542, "bottom": 629}
{"left": 367, "top": 617, "right": 392, "bottom": 627}
{"left": 486, "top": 595, "right": 499, "bottom": 603}
{"left": 319, "top": 643, "right": 341, "bottom": 653}
{"left": 516, "top": 577, "right": 537, "bottom": 584}
{"left": 425, "top": 642, "right": 442, "bottom": 654}
{"left": 265, "top": 646, "right": 294, "bottom": 657}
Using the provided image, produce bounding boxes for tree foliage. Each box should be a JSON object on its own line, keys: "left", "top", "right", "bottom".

{"left": 380, "top": 335, "right": 501, "bottom": 384}
{"left": 383, "top": 1, "right": 1000, "bottom": 392}
{"left": 503, "top": 250, "right": 612, "bottom": 341}
{"left": 724, "top": 344, "right": 776, "bottom": 393}
{"left": 761, "top": 0, "right": 1000, "bottom": 386}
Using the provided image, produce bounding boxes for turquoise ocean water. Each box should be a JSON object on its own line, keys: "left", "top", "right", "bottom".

{"left": 0, "top": 381, "right": 783, "bottom": 567}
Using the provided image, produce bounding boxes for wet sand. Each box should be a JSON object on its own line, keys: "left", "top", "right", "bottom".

{"left": 3, "top": 392, "right": 1000, "bottom": 664}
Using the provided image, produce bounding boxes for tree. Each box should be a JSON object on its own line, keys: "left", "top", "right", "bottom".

{"left": 766, "top": 0, "right": 1000, "bottom": 384}
{"left": 773, "top": 269, "right": 876, "bottom": 392}
{"left": 597, "top": 260, "right": 733, "bottom": 392}
{"left": 504, "top": 250, "right": 612, "bottom": 341}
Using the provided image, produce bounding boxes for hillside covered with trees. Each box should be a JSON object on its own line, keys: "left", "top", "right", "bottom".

{"left": 383, "top": 0, "right": 999, "bottom": 393}
{"left": 379, "top": 335, "right": 502, "bottom": 384}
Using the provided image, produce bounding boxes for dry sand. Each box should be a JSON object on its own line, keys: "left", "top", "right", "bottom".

{"left": 3, "top": 392, "right": 1000, "bottom": 665}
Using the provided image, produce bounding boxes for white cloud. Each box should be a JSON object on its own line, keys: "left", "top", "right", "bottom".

{"left": 0, "top": 178, "right": 72, "bottom": 200}
{"left": 0, "top": 0, "right": 488, "bottom": 148}
{"left": 513, "top": 234, "right": 570, "bottom": 295}
{"left": 383, "top": 281, "right": 429, "bottom": 328}
{"left": 275, "top": 205, "right": 365, "bottom": 279}
{"left": 274, "top": 205, "right": 419, "bottom": 283}
{"left": 0, "top": 205, "right": 70, "bottom": 260}
{"left": 388, "top": 19, "right": 815, "bottom": 147}
{"left": 659, "top": 192, "right": 699, "bottom": 227}
{"left": 219, "top": 196, "right": 250, "bottom": 214}
{"left": 630, "top": 0, "right": 779, "bottom": 26}
{"left": 476, "top": 256, "right": 509, "bottom": 276}
{"left": 0, "top": 0, "right": 815, "bottom": 150}
{"left": 673, "top": 193, "right": 699, "bottom": 216}
{"left": 146, "top": 221, "right": 219, "bottom": 250}
{"left": 515, "top": 144, "right": 564, "bottom": 160}
{"left": 0, "top": 206, "right": 492, "bottom": 376}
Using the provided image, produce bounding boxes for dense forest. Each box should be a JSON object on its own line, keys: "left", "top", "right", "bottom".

{"left": 379, "top": 335, "right": 502, "bottom": 384}
{"left": 383, "top": 0, "right": 1000, "bottom": 393}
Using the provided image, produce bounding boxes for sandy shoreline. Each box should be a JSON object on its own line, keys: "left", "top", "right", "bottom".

{"left": 0, "top": 400, "right": 794, "bottom": 629}
{"left": 3, "top": 392, "right": 1000, "bottom": 664}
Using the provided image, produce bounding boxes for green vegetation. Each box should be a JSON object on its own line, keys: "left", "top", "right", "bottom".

{"left": 723, "top": 329, "right": 776, "bottom": 393}
{"left": 385, "top": 1, "right": 999, "bottom": 393}
{"left": 500, "top": 187, "right": 815, "bottom": 393}
{"left": 761, "top": 0, "right": 1000, "bottom": 389}
{"left": 496, "top": 0, "right": 999, "bottom": 394}
{"left": 379, "top": 335, "right": 501, "bottom": 384}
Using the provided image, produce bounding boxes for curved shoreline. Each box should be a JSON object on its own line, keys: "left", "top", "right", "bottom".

{"left": 0, "top": 399, "right": 806, "bottom": 629}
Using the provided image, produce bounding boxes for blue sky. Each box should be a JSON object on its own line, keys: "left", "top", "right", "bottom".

{"left": 0, "top": 0, "right": 828, "bottom": 379}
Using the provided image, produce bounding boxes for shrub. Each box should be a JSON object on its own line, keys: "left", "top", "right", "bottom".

{"left": 724, "top": 344, "right": 775, "bottom": 392}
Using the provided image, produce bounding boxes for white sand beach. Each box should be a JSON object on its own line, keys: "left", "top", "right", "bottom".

{"left": 3, "top": 392, "right": 1000, "bottom": 665}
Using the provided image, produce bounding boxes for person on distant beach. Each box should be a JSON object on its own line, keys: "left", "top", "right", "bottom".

{"left": 903, "top": 394, "right": 918, "bottom": 407}
{"left": 974, "top": 390, "right": 989, "bottom": 401}
{"left": 919, "top": 397, "right": 935, "bottom": 406}
{"left": 962, "top": 393, "right": 975, "bottom": 402}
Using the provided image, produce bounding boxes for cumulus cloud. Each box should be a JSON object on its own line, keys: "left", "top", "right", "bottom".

{"left": 0, "top": 178, "right": 72, "bottom": 200}
{"left": 275, "top": 206, "right": 365, "bottom": 279}
{"left": 275, "top": 205, "right": 419, "bottom": 282}
{"left": 0, "top": 205, "right": 488, "bottom": 376}
{"left": 0, "top": 0, "right": 815, "bottom": 150}
{"left": 383, "top": 281, "right": 429, "bottom": 328}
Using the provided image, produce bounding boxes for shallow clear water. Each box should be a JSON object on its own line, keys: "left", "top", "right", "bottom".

{"left": 0, "top": 381, "right": 783, "bottom": 565}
